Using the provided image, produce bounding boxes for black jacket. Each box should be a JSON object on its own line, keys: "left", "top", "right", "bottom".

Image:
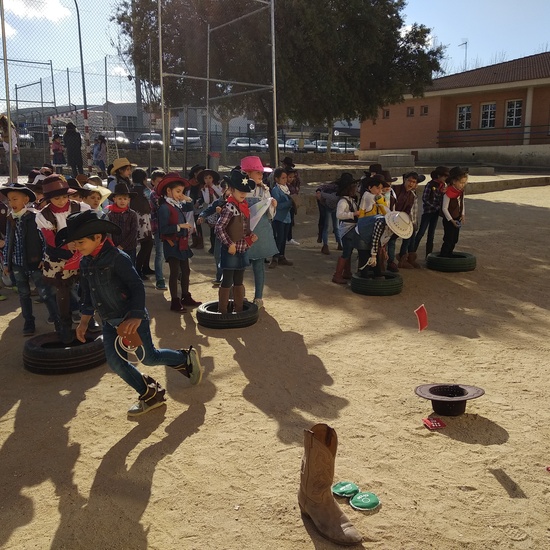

{"left": 4, "top": 210, "right": 44, "bottom": 272}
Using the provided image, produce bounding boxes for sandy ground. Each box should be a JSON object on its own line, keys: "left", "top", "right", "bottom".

{"left": 1, "top": 185, "right": 550, "bottom": 550}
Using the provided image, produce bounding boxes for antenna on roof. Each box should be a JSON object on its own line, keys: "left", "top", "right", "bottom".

{"left": 459, "top": 40, "right": 468, "bottom": 71}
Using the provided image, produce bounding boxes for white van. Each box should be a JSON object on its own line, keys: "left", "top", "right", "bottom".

{"left": 170, "top": 127, "right": 202, "bottom": 151}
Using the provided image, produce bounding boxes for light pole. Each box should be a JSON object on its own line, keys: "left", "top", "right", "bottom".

{"left": 73, "top": 0, "right": 87, "bottom": 115}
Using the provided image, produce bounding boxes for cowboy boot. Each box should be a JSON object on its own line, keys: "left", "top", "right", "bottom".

{"left": 298, "top": 424, "right": 363, "bottom": 546}
{"left": 321, "top": 244, "right": 330, "bottom": 255}
{"left": 181, "top": 292, "right": 202, "bottom": 307}
{"left": 218, "top": 287, "right": 231, "bottom": 313}
{"left": 170, "top": 298, "right": 186, "bottom": 313}
{"left": 331, "top": 257, "right": 347, "bottom": 284}
{"left": 342, "top": 258, "right": 352, "bottom": 279}
{"left": 398, "top": 253, "right": 413, "bottom": 269}
{"left": 407, "top": 252, "right": 421, "bottom": 269}
{"left": 232, "top": 285, "right": 245, "bottom": 312}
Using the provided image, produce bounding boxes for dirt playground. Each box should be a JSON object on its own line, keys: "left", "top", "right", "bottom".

{"left": 0, "top": 185, "right": 549, "bottom": 549}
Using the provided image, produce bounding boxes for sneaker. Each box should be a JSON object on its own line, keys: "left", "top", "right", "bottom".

{"left": 287, "top": 239, "right": 300, "bottom": 246}
{"left": 0, "top": 294, "right": 6, "bottom": 302}
{"left": 268, "top": 259, "right": 278, "bottom": 269}
{"left": 72, "top": 311, "right": 81, "bottom": 324}
{"left": 34, "top": 296, "right": 44, "bottom": 304}
{"left": 173, "top": 346, "right": 203, "bottom": 385}
{"left": 253, "top": 298, "right": 264, "bottom": 309}
{"left": 47, "top": 316, "right": 55, "bottom": 325}
{"left": 23, "top": 323, "right": 36, "bottom": 336}
{"left": 155, "top": 280, "right": 168, "bottom": 290}
{"left": 142, "top": 267, "right": 155, "bottom": 276}
{"left": 127, "top": 398, "right": 166, "bottom": 417}
{"left": 181, "top": 294, "right": 202, "bottom": 308}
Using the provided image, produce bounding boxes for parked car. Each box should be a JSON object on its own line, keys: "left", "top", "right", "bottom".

{"left": 136, "top": 132, "right": 163, "bottom": 150}
{"left": 259, "top": 137, "right": 285, "bottom": 152}
{"left": 311, "top": 140, "right": 340, "bottom": 153}
{"left": 334, "top": 141, "right": 358, "bottom": 153}
{"left": 284, "top": 138, "right": 316, "bottom": 153}
{"left": 101, "top": 130, "right": 131, "bottom": 148}
{"left": 18, "top": 132, "right": 35, "bottom": 148}
{"left": 227, "top": 137, "right": 262, "bottom": 152}
{"left": 170, "top": 127, "right": 202, "bottom": 151}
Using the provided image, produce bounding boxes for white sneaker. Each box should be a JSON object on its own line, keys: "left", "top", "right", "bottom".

{"left": 287, "top": 239, "right": 300, "bottom": 246}
{"left": 253, "top": 298, "right": 264, "bottom": 309}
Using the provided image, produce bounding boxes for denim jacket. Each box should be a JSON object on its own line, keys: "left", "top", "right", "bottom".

{"left": 79, "top": 239, "right": 148, "bottom": 322}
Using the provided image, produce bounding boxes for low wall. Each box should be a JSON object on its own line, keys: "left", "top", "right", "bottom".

{"left": 357, "top": 144, "right": 550, "bottom": 168}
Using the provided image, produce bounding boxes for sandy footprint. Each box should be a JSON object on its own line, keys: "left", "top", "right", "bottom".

{"left": 500, "top": 524, "right": 529, "bottom": 542}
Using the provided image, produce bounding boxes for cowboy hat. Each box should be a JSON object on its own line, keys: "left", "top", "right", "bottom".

{"left": 67, "top": 176, "right": 91, "bottom": 196}
{"left": 110, "top": 157, "right": 137, "bottom": 175}
{"left": 240, "top": 156, "right": 272, "bottom": 173}
{"left": 228, "top": 169, "right": 256, "bottom": 193}
{"left": 156, "top": 173, "right": 190, "bottom": 197}
{"left": 0, "top": 182, "right": 36, "bottom": 202}
{"left": 55, "top": 210, "right": 121, "bottom": 247}
{"left": 402, "top": 171, "right": 426, "bottom": 184}
{"left": 282, "top": 156, "right": 295, "bottom": 167}
{"left": 42, "top": 175, "right": 77, "bottom": 199}
{"left": 385, "top": 211, "right": 413, "bottom": 239}
{"left": 188, "top": 164, "right": 206, "bottom": 180}
{"left": 197, "top": 169, "right": 220, "bottom": 185}
{"left": 108, "top": 182, "right": 137, "bottom": 201}
{"left": 83, "top": 183, "right": 111, "bottom": 201}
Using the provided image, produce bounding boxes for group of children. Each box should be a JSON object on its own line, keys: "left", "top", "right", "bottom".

{"left": 329, "top": 163, "right": 468, "bottom": 283}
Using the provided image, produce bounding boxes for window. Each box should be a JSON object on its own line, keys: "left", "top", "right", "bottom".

{"left": 420, "top": 105, "right": 429, "bottom": 116}
{"left": 457, "top": 105, "right": 471, "bottom": 130}
{"left": 382, "top": 109, "right": 390, "bottom": 119}
{"left": 505, "top": 100, "right": 522, "bottom": 127}
{"left": 480, "top": 103, "right": 496, "bottom": 129}
{"left": 116, "top": 115, "right": 137, "bottom": 129}
{"left": 407, "top": 107, "right": 415, "bottom": 117}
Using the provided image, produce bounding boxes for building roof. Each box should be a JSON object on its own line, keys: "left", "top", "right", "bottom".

{"left": 430, "top": 52, "right": 550, "bottom": 91}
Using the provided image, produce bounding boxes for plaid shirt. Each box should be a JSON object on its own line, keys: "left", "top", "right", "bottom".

{"left": 149, "top": 190, "right": 161, "bottom": 234}
{"left": 215, "top": 203, "right": 252, "bottom": 253}
{"left": 421, "top": 179, "right": 445, "bottom": 215}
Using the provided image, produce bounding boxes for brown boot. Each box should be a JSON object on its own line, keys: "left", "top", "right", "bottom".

{"left": 342, "top": 258, "right": 352, "bottom": 279}
{"left": 278, "top": 257, "right": 293, "bottom": 266}
{"left": 331, "top": 257, "right": 347, "bottom": 284}
{"left": 195, "top": 234, "right": 204, "bottom": 249}
{"left": 298, "top": 424, "right": 363, "bottom": 545}
{"left": 407, "top": 252, "right": 421, "bottom": 268}
{"left": 218, "top": 287, "right": 231, "bottom": 313}
{"left": 398, "top": 253, "right": 413, "bottom": 269}
{"left": 321, "top": 244, "right": 330, "bottom": 255}
{"left": 232, "top": 285, "right": 245, "bottom": 312}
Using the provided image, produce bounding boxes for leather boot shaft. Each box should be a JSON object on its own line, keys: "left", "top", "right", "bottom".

{"left": 332, "top": 257, "right": 348, "bottom": 284}
{"left": 232, "top": 285, "right": 245, "bottom": 312}
{"left": 218, "top": 287, "right": 231, "bottom": 313}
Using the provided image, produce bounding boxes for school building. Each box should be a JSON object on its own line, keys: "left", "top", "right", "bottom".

{"left": 358, "top": 52, "right": 550, "bottom": 166}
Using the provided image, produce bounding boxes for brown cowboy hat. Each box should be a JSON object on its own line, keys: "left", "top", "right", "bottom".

{"left": 110, "top": 157, "right": 137, "bottom": 175}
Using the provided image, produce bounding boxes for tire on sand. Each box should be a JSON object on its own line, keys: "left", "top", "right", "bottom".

{"left": 426, "top": 252, "right": 476, "bottom": 272}
{"left": 196, "top": 300, "right": 259, "bottom": 329}
{"left": 23, "top": 331, "right": 105, "bottom": 374}
{"left": 350, "top": 272, "right": 403, "bottom": 296}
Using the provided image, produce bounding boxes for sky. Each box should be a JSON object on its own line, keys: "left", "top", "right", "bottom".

{"left": 2, "top": 0, "right": 550, "bottom": 111}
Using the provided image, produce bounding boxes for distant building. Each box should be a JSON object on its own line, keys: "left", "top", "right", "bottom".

{"left": 360, "top": 52, "right": 550, "bottom": 152}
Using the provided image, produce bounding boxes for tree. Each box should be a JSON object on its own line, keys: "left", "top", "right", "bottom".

{"left": 112, "top": 0, "right": 444, "bottom": 163}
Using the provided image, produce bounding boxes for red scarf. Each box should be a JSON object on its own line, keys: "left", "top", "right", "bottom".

{"left": 49, "top": 202, "right": 70, "bottom": 214}
{"left": 107, "top": 204, "right": 129, "bottom": 213}
{"left": 227, "top": 196, "right": 250, "bottom": 218}
{"left": 446, "top": 186, "right": 463, "bottom": 199}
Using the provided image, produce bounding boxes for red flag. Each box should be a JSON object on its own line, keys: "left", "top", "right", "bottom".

{"left": 414, "top": 304, "right": 428, "bottom": 332}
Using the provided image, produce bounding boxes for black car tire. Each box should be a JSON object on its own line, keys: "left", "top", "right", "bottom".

{"left": 23, "top": 332, "right": 106, "bottom": 374}
{"left": 426, "top": 252, "right": 476, "bottom": 272}
{"left": 350, "top": 272, "right": 403, "bottom": 296}
{"left": 196, "top": 300, "right": 259, "bottom": 329}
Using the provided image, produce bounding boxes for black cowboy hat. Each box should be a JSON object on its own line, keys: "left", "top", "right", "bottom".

{"left": 55, "top": 210, "right": 121, "bottom": 247}
{"left": 108, "top": 182, "right": 137, "bottom": 201}
{"left": 402, "top": 171, "right": 426, "bottom": 184}
{"left": 197, "top": 169, "right": 220, "bottom": 185}
{"left": 228, "top": 169, "right": 256, "bottom": 193}
{"left": 0, "top": 182, "right": 36, "bottom": 202}
{"left": 188, "top": 163, "right": 206, "bottom": 180}
{"left": 282, "top": 156, "right": 295, "bottom": 167}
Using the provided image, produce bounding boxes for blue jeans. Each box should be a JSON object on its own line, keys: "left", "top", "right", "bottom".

{"left": 272, "top": 220, "right": 290, "bottom": 258}
{"left": 399, "top": 230, "right": 417, "bottom": 256}
{"left": 250, "top": 258, "right": 265, "bottom": 299}
{"left": 154, "top": 231, "right": 165, "bottom": 282}
{"left": 12, "top": 266, "right": 59, "bottom": 326}
{"left": 414, "top": 211, "right": 440, "bottom": 255}
{"left": 322, "top": 206, "right": 341, "bottom": 246}
{"left": 102, "top": 319, "right": 186, "bottom": 395}
{"left": 341, "top": 230, "right": 356, "bottom": 260}
{"left": 214, "top": 238, "right": 222, "bottom": 282}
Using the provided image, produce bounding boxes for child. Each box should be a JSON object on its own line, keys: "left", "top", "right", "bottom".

{"left": 82, "top": 182, "right": 110, "bottom": 216}
{"left": 440, "top": 166, "right": 468, "bottom": 257}
{"left": 270, "top": 168, "right": 294, "bottom": 266}
{"left": 198, "top": 180, "right": 229, "bottom": 286}
{"left": 387, "top": 171, "right": 425, "bottom": 271}
{"left": 317, "top": 175, "right": 346, "bottom": 254}
{"left": 35, "top": 175, "right": 90, "bottom": 343}
{"left": 0, "top": 114, "right": 19, "bottom": 183}
{"left": 68, "top": 175, "right": 92, "bottom": 203}
{"left": 157, "top": 173, "right": 202, "bottom": 312}
{"left": 285, "top": 165, "right": 301, "bottom": 246}
{"left": 413, "top": 166, "right": 449, "bottom": 258}
{"left": 358, "top": 176, "right": 386, "bottom": 217}
{"left": 51, "top": 133, "right": 65, "bottom": 173}
{"left": 148, "top": 169, "right": 167, "bottom": 290}
{"left": 1, "top": 183, "right": 59, "bottom": 335}
{"left": 333, "top": 177, "right": 360, "bottom": 284}
{"left": 240, "top": 156, "right": 279, "bottom": 308}
{"left": 56, "top": 210, "right": 203, "bottom": 417}
{"left": 108, "top": 157, "right": 136, "bottom": 193}
{"left": 197, "top": 169, "right": 223, "bottom": 254}
{"left": 105, "top": 182, "right": 139, "bottom": 264}
{"left": 187, "top": 163, "right": 206, "bottom": 249}
{"left": 130, "top": 168, "right": 154, "bottom": 280}
{"left": 215, "top": 169, "right": 258, "bottom": 313}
